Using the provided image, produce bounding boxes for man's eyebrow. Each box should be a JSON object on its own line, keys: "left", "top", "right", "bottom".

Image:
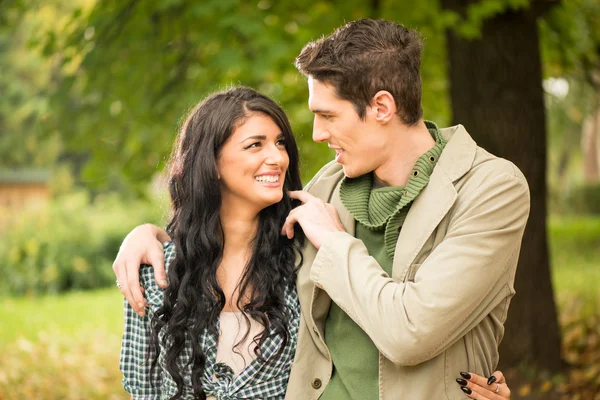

{"left": 311, "top": 109, "right": 335, "bottom": 115}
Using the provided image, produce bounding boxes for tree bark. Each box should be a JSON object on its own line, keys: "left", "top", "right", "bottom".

{"left": 441, "top": 0, "right": 562, "bottom": 371}
{"left": 582, "top": 93, "right": 600, "bottom": 183}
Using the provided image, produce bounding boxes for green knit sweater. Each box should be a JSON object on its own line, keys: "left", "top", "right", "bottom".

{"left": 320, "top": 122, "right": 446, "bottom": 400}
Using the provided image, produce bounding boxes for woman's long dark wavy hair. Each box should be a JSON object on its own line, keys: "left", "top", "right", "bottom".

{"left": 150, "top": 87, "right": 304, "bottom": 399}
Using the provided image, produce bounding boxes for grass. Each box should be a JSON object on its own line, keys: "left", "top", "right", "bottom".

{"left": 549, "top": 216, "right": 600, "bottom": 316}
{"left": 0, "top": 289, "right": 126, "bottom": 400}
{"left": 0, "top": 289, "right": 123, "bottom": 347}
{"left": 0, "top": 216, "right": 598, "bottom": 399}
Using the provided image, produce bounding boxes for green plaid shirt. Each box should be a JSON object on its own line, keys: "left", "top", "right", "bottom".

{"left": 120, "top": 241, "right": 300, "bottom": 399}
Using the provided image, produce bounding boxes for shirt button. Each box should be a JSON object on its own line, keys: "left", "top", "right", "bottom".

{"left": 312, "top": 378, "right": 322, "bottom": 389}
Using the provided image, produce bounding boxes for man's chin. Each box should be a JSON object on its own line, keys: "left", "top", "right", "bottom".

{"left": 341, "top": 165, "right": 355, "bottom": 178}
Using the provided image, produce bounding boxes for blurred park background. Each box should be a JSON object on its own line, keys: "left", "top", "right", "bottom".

{"left": 0, "top": 0, "right": 599, "bottom": 399}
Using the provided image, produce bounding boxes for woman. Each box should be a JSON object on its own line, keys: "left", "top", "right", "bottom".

{"left": 121, "top": 87, "right": 304, "bottom": 399}
{"left": 119, "top": 87, "right": 512, "bottom": 400}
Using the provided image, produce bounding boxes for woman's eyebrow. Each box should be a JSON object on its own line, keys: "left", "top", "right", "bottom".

{"left": 240, "top": 135, "right": 267, "bottom": 143}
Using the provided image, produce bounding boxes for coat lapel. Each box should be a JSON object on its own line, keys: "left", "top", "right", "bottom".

{"left": 392, "top": 125, "right": 477, "bottom": 280}
{"left": 391, "top": 171, "right": 457, "bottom": 280}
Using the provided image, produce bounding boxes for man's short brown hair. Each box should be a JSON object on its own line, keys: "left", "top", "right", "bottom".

{"left": 295, "top": 19, "right": 423, "bottom": 125}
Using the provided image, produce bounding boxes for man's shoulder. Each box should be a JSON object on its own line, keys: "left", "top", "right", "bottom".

{"left": 303, "top": 160, "right": 345, "bottom": 200}
{"left": 442, "top": 124, "right": 528, "bottom": 185}
{"left": 470, "top": 144, "right": 528, "bottom": 186}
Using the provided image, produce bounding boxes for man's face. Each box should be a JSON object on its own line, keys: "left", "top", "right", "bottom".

{"left": 307, "top": 77, "right": 386, "bottom": 178}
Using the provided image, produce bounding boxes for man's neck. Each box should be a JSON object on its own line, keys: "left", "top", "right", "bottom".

{"left": 373, "top": 120, "right": 435, "bottom": 187}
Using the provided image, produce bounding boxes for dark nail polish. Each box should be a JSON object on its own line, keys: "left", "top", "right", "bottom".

{"left": 460, "top": 386, "right": 472, "bottom": 394}
{"left": 460, "top": 372, "right": 471, "bottom": 380}
{"left": 456, "top": 378, "right": 468, "bottom": 386}
{"left": 487, "top": 375, "right": 497, "bottom": 385}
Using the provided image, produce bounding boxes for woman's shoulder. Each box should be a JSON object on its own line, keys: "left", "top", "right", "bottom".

{"left": 140, "top": 241, "right": 176, "bottom": 306}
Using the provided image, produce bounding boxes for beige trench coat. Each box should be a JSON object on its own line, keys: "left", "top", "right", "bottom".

{"left": 285, "top": 125, "right": 530, "bottom": 400}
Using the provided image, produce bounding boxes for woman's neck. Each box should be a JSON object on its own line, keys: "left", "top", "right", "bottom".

{"left": 217, "top": 206, "right": 260, "bottom": 311}
{"left": 219, "top": 207, "right": 259, "bottom": 256}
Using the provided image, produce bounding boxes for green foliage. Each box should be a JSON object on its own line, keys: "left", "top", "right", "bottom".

{"left": 567, "top": 183, "right": 600, "bottom": 214}
{"left": 549, "top": 215, "right": 600, "bottom": 259}
{"left": 540, "top": 0, "right": 600, "bottom": 77}
{"left": 549, "top": 216, "right": 600, "bottom": 318}
{"left": 1, "top": 0, "right": 597, "bottom": 202}
{"left": 33, "top": 0, "right": 453, "bottom": 189}
{"left": 0, "top": 2, "right": 59, "bottom": 169}
{"left": 0, "top": 192, "right": 167, "bottom": 296}
{"left": 445, "top": 0, "right": 532, "bottom": 40}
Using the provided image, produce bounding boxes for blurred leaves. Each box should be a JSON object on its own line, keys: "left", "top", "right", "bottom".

{"left": 0, "top": 191, "right": 167, "bottom": 295}
{"left": 1, "top": 0, "right": 599, "bottom": 197}
{"left": 2, "top": 0, "right": 454, "bottom": 192}
{"left": 557, "top": 301, "right": 600, "bottom": 398}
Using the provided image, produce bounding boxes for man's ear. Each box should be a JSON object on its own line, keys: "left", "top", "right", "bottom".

{"left": 369, "top": 90, "right": 397, "bottom": 124}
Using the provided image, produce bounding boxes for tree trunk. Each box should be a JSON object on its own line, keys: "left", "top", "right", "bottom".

{"left": 441, "top": 1, "right": 562, "bottom": 371}
{"left": 582, "top": 93, "right": 600, "bottom": 183}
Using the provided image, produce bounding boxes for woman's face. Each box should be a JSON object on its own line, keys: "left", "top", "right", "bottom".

{"left": 217, "top": 113, "right": 290, "bottom": 213}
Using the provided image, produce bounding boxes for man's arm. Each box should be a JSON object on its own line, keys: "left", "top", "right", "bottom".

{"left": 113, "top": 223, "right": 170, "bottom": 316}
{"left": 285, "top": 171, "right": 529, "bottom": 366}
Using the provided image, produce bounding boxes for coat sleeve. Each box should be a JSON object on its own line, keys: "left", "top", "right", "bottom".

{"left": 309, "top": 170, "right": 530, "bottom": 366}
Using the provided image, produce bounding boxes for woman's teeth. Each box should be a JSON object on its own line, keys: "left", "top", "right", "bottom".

{"left": 255, "top": 175, "right": 279, "bottom": 183}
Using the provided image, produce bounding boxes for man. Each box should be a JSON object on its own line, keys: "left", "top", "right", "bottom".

{"left": 114, "top": 19, "right": 526, "bottom": 399}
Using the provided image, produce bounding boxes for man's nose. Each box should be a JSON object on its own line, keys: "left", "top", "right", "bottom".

{"left": 312, "top": 119, "right": 330, "bottom": 143}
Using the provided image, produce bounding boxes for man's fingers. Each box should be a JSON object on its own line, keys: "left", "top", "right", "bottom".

{"left": 287, "top": 190, "right": 314, "bottom": 203}
{"left": 113, "top": 260, "right": 129, "bottom": 300}
{"left": 124, "top": 259, "right": 145, "bottom": 316}
{"left": 148, "top": 245, "right": 168, "bottom": 288}
{"left": 281, "top": 210, "right": 299, "bottom": 239}
{"left": 114, "top": 261, "right": 144, "bottom": 317}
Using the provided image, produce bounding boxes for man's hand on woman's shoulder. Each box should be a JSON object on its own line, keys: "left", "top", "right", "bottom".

{"left": 113, "top": 223, "right": 170, "bottom": 316}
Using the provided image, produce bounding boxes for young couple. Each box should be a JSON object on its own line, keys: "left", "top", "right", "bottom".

{"left": 115, "top": 19, "right": 529, "bottom": 400}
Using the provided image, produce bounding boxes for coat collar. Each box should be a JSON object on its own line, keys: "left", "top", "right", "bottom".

{"left": 329, "top": 125, "right": 478, "bottom": 278}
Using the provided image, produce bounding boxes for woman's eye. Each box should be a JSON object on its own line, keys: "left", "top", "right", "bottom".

{"left": 276, "top": 139, "right": 286, "bottom": 146}
{"left": 246, "top": 142, "right": 261, "bottom": 149}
